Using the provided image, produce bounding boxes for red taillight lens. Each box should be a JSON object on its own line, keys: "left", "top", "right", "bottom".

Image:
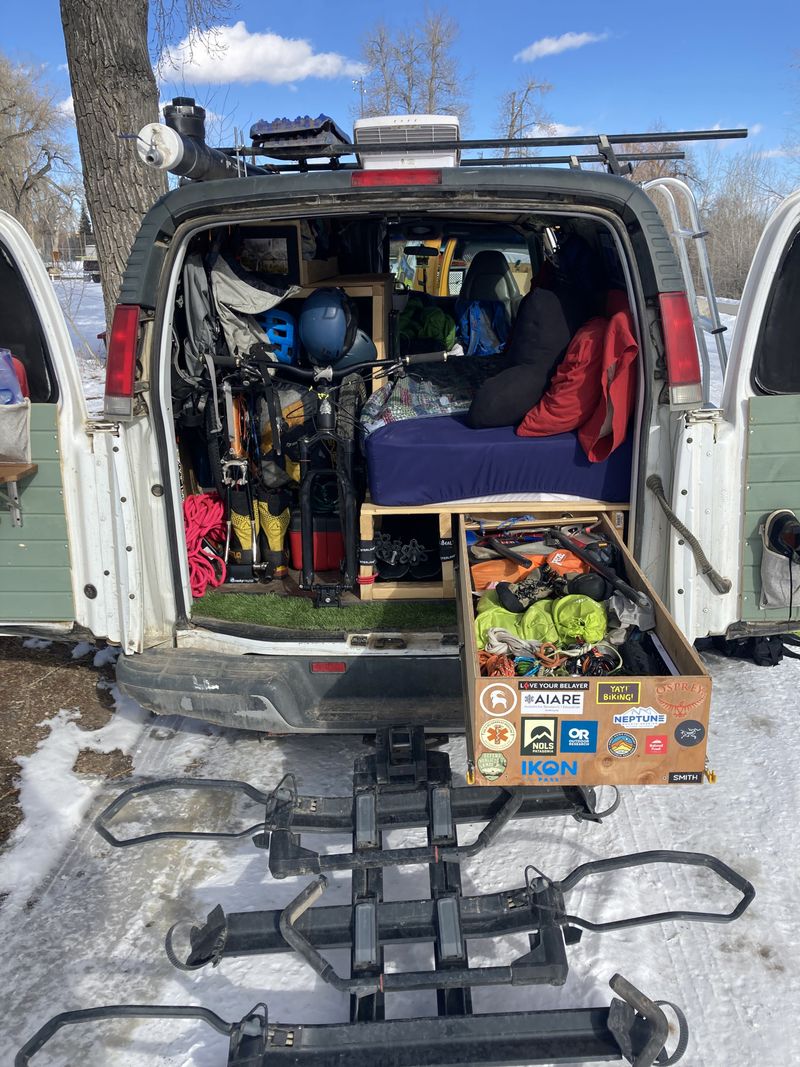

{"left": 310, "top": 661, "right": 347, "bottom": 674}
{"left": 104, "top": 304, "right": 141, "bottom": 417}
{"left": 658, "top": 292, "right": 703, "bottom": 406}
{"left": 351, "top": 169, "right": 442, "bottom": 188}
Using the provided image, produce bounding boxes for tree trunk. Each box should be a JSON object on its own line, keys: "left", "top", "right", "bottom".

{"left": 60, "top": 0, "right": 167, "bottom": 328}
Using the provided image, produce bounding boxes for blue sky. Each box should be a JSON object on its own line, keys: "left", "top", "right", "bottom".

{"left": 5, "top": 0, "right": 799, "bottom": 165}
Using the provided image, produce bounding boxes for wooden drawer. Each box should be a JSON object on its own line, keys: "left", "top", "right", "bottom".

{"left": 456, "top": 512, "right": 711, "bottom": 788}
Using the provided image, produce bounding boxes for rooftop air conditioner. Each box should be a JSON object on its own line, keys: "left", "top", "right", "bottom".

{"left": 353, "top": 115, "right": 460, "bottom": 170}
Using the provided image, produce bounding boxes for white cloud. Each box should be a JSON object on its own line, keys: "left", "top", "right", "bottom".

{"left": 515, "top": 31, "right": 609, "bottom": 63}
{"left": 159, "top": 20, "right": 366, "bottom": 85}
{"left": 57, "top": 95, "right": 75, "bottom": 120}
{"left": 749, "top": 122, "right": 764, "bottom": 135}
{"left": 57, "top": 62, "right": 69, "bottom": 72}
{"left": 757, "top": 147, "right": 800, "bottom": 159}
{"left": 549, "top": 123, "right": 583, "bottom": 137}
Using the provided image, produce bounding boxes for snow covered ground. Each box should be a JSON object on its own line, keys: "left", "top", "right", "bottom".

{"left": 4, "top": 291, "right": 794, "bottom": 1064}
{"left": 0, "top": 645, "right": 798, "bottom": 1066}
{"left": 53, "top": 277, "right": 107, "bottom": 416}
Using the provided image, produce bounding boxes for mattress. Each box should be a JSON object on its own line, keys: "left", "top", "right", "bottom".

{"left": 365, "top": 415, "right": 633, "bottom": 507}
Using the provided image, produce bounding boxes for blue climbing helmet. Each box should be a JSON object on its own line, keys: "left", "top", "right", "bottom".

{"left": 255, "top": 308, "right": 297, "bottom": 364}
{"left": 299, "top": 288, "right": 358, "bottom": 365}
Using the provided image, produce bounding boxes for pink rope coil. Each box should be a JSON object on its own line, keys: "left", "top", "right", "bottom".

{"left": 183, "top": 492, "right": 227, "bottom": 598}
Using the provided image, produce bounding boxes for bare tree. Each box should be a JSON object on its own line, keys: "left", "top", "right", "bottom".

{"left": 359, "top": 10, "right": 468, "bottom": 122}
{"left": 0, "top": 53, "right": 80, "bottom": 250}
{"left": 495, "top": 78, "right": 553, "bottom": 157}
{"left": 59, "top": 0, "right": 230, "bottom": 326}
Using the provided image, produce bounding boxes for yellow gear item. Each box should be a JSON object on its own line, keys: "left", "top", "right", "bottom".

{"left": 257, "top": 496, "right": 290, "bottom": 578}
{"left": 228, "top": 489, "right": 258, "bottom": 565}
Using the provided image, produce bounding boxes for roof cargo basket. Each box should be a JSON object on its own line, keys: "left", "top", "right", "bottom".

{"left": 249, "top": 114, "right": 352, "bottom": 162}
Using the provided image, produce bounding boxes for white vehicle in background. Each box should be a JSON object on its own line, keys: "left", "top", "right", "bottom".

{"left": 1, "top": 104, "right": 799, "bottom": 734}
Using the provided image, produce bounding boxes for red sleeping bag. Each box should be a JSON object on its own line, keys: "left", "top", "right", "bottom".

{"left": 516, "top": 292, "right": 638, "bottom": 462}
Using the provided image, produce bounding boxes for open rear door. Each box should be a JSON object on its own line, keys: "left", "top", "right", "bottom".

{"left": 0, "top": 210, "right": 142, "bottom": 653}
{"left": 665, "top": 188, "right": 800, "bottom": 640}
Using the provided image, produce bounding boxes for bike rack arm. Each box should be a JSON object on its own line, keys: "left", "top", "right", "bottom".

{"left": 556, "top": 850, "right": 755, "bottom": 932}
{"left": 15, "top": 1004, "right": 242, "bottom": 1066}
{"left": 94, "top": 778, "right": 272, "bottom": 846}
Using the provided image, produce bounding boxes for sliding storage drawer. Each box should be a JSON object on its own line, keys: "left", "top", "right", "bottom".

{"left": 456, "top": 512, "right": 711, "bottom": 788}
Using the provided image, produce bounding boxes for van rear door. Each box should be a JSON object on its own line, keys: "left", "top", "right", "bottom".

{"left": 0, "top": 210, "right": 142, "bottom": 653}
{"left": 665, "top": 188, "right": 800, "bottom": 640}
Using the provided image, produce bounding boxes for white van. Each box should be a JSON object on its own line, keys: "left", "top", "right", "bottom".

{"left": 2, "top": 131, "right": 799, "bottom": 733}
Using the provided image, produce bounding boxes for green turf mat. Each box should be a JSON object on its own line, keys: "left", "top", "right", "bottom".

{"left": 194, "top": 591, "right": 458, "bottom": 632}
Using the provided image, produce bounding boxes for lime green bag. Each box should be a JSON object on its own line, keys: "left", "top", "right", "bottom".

{"left": 518, "top": 600, "right": 559, "bottom": 644}
{"left": 552, "top": 594, "right": 607, "bottom": 644}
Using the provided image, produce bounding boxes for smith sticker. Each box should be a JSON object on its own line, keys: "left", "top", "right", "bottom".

{"left": 597, "top": 682, "right": 641, "bottom": 704}
{"left": 521, "top": 689, "right": 584, "bottom": 714}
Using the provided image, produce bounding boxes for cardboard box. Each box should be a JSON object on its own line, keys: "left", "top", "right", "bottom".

{"left": 458, "top": 514, "right": 711, "bottom": 787}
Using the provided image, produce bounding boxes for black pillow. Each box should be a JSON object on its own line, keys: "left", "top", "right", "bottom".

{"left": 467, "top": 286, "right": 586, "bottom": 429}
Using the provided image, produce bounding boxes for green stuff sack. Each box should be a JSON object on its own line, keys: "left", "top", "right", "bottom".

{"left": 552, "top": 594, "right": 607, "bottom": 644}
{"left": 519, "top": 600, "right": 559, "bottom": 644}
{"left": 475, "top": 603, "right": 523, "bottom": 649}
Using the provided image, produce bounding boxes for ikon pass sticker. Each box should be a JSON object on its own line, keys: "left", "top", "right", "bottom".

{"left": 521, "top": 689, "right": 584, "bottom": 715}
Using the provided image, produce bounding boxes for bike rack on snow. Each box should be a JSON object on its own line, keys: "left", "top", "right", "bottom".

{"left": 17, "top": 726, "right": 755, "bottom": 1067}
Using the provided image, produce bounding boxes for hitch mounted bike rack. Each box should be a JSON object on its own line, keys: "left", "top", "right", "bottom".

{"left": 19, "top": 727, "right": 755, "bottom": 1067}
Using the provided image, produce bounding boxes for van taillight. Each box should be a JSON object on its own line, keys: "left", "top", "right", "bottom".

{"left": 658, "top": 292, "right": 703, "bottom": 406}
{"left": 104, "top": 305, "right": 141, "bottom": 417}
{"left": 351, "top": 169, "right": 442, "bottom": 187}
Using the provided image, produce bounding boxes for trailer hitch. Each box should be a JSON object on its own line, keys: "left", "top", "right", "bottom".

{"left": 16, "top": 974, "right": 688, "bottom": 1066}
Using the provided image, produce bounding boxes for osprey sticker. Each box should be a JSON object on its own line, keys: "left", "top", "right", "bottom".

{"left": 611, "top": 707, "right": 667, "bottom": 729}
{"left": 479, "top": 718, "right": 517, "bottom": 752}
{"left": 477, "top": 752, "right": 507, "bottom": 781}
{"left": 479, "top": 682, "right": 518, "bottom": 717}
{"left": 520, "top": 717, "right": 557, "bottom": 756}
{"left": 607, "top": 731, "right": 638, "bottom": 758}
{"left": 655, "top": 681, "right": 706, "bottom": 716}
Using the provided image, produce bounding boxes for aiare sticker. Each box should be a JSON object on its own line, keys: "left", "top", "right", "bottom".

{"left": 479, "top": 718, "right": 517, "bottom": 752}
{"left": 597, "top": 681, "right": 640, "bottom": 704}
{"left": 479, "top": 682, "right": 517, "bottom": 717}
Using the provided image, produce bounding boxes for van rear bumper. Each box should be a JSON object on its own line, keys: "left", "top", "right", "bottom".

{"left": 116, "top": 648, "right": 463, "bottom": 733}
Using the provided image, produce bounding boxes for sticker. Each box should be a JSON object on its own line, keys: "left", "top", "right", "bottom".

{"left": 521, "top": 759, "right": 578, "bottom": 782}
{"left": 655, "top": 681, "right": 706, "bottom": 715}
{"left": 607, "top": 731, "right": 638, "bottom": 758}
{"left": 668, "top": 771, "right": 703, "bottom": 784}
{"left": 646, "top": 735, "right": 668, "bottom": 755}
{"left": 521, "top": 689, "right": 584, "bottom": 714}
{"left": 612, "top": 707, "right": 667, "bottom": 729}
{"left": 479, "top": 682, "right": 518, "bottom": 717}
{"left": 520, "top": 717, "right": 557, "bottom": 756}
{"left": 519, "top": 680, "right": 589, "bottom": 691}
{"left": 479, "top": 718, "right": 517, "bottom": 752}
{"left": 560, "top": 720, "right": 598, "bottom": 753}
{"left": 477, "top": 752, "right": 507, "bottom": 781}
{"left": 597, "top": 681, "right": 641, "bottom": 704}
{"left": 674, "top": 720, "right": 706, "bottom": 747}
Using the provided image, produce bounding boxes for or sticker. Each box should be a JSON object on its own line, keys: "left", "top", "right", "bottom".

{"left": 479, "top": 718, "right": 517, "bottom": 752}
{"left": 477, "top": 752, "right": 507, "bottom": 781}
{"left": 607, "top": 731, "right": 638, "bottom": 758}
{"left": 521, "top": 758, "right": 579, "bottom": 782}
{"left": 479, "top": 682, "right": 518, "bottom": 717}
{"left": 521, "top": 689, "right": 584, "bottom": 715}
{"left": 560, "top": 720, "right": 598, "bottom": 753}
{"left": 612, "top": 707, "right": 667, "bottom": 729}
{"left": 674, "top": 720, "right": 706, "bottom": 747}
{"left": 668, "top": 771, "right": 703, "bottom": 784}
{"left": 646, "top": 735, "right": 668, "bottom": 755}
{"left": 655, "top": 681, "right": 706, "bottom": 715}
{"left": 520, "top": 717, "right": 557, "bottom": 756}
{"left": 597, "top": 681, "right": 641, "bottom": 704}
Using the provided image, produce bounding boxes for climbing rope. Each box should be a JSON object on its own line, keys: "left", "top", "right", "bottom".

{"left": 183, "top": 492, "right": 227, "bottom": 598}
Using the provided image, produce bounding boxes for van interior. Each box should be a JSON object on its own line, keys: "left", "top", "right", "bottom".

{"left": 165, "top": 209, "right": 640, "bottom": 641}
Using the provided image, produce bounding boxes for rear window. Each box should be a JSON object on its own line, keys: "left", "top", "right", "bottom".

{"left": 753, "top": 226, "right": 800, "bottom": 394}
{"left": 0, "top": 242, "right": 56, "bottom": 402}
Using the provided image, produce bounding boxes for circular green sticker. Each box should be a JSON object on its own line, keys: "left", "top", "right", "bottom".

{"left": 477, "top": 751, "right": 508, "bottom": 782}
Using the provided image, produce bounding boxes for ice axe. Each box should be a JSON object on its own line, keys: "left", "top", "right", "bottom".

{"left": 545, "top": 527, "right": 653, "bottom": 611}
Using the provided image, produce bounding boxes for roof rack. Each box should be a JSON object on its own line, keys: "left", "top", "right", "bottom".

{"left": 219, "top": 128, "right": 747, "bottom": 176}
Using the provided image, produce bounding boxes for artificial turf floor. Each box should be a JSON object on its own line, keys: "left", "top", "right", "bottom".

{"left": 194, "top": 591, "right": 458, "bottom": 632}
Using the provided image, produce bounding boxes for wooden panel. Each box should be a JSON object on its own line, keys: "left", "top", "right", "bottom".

{"left": 742, "top": 395, "right": 800, "bottom": 622}
{"left": 0, "top": 462, "right": 37, "bottom": 484}
{"left": 0, "top": 404, "right": 73, "bottom": 622}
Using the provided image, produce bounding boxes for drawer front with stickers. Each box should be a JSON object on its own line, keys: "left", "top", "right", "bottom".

{"left": 456, "top": 513, "right": 711, "bottom": 787}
